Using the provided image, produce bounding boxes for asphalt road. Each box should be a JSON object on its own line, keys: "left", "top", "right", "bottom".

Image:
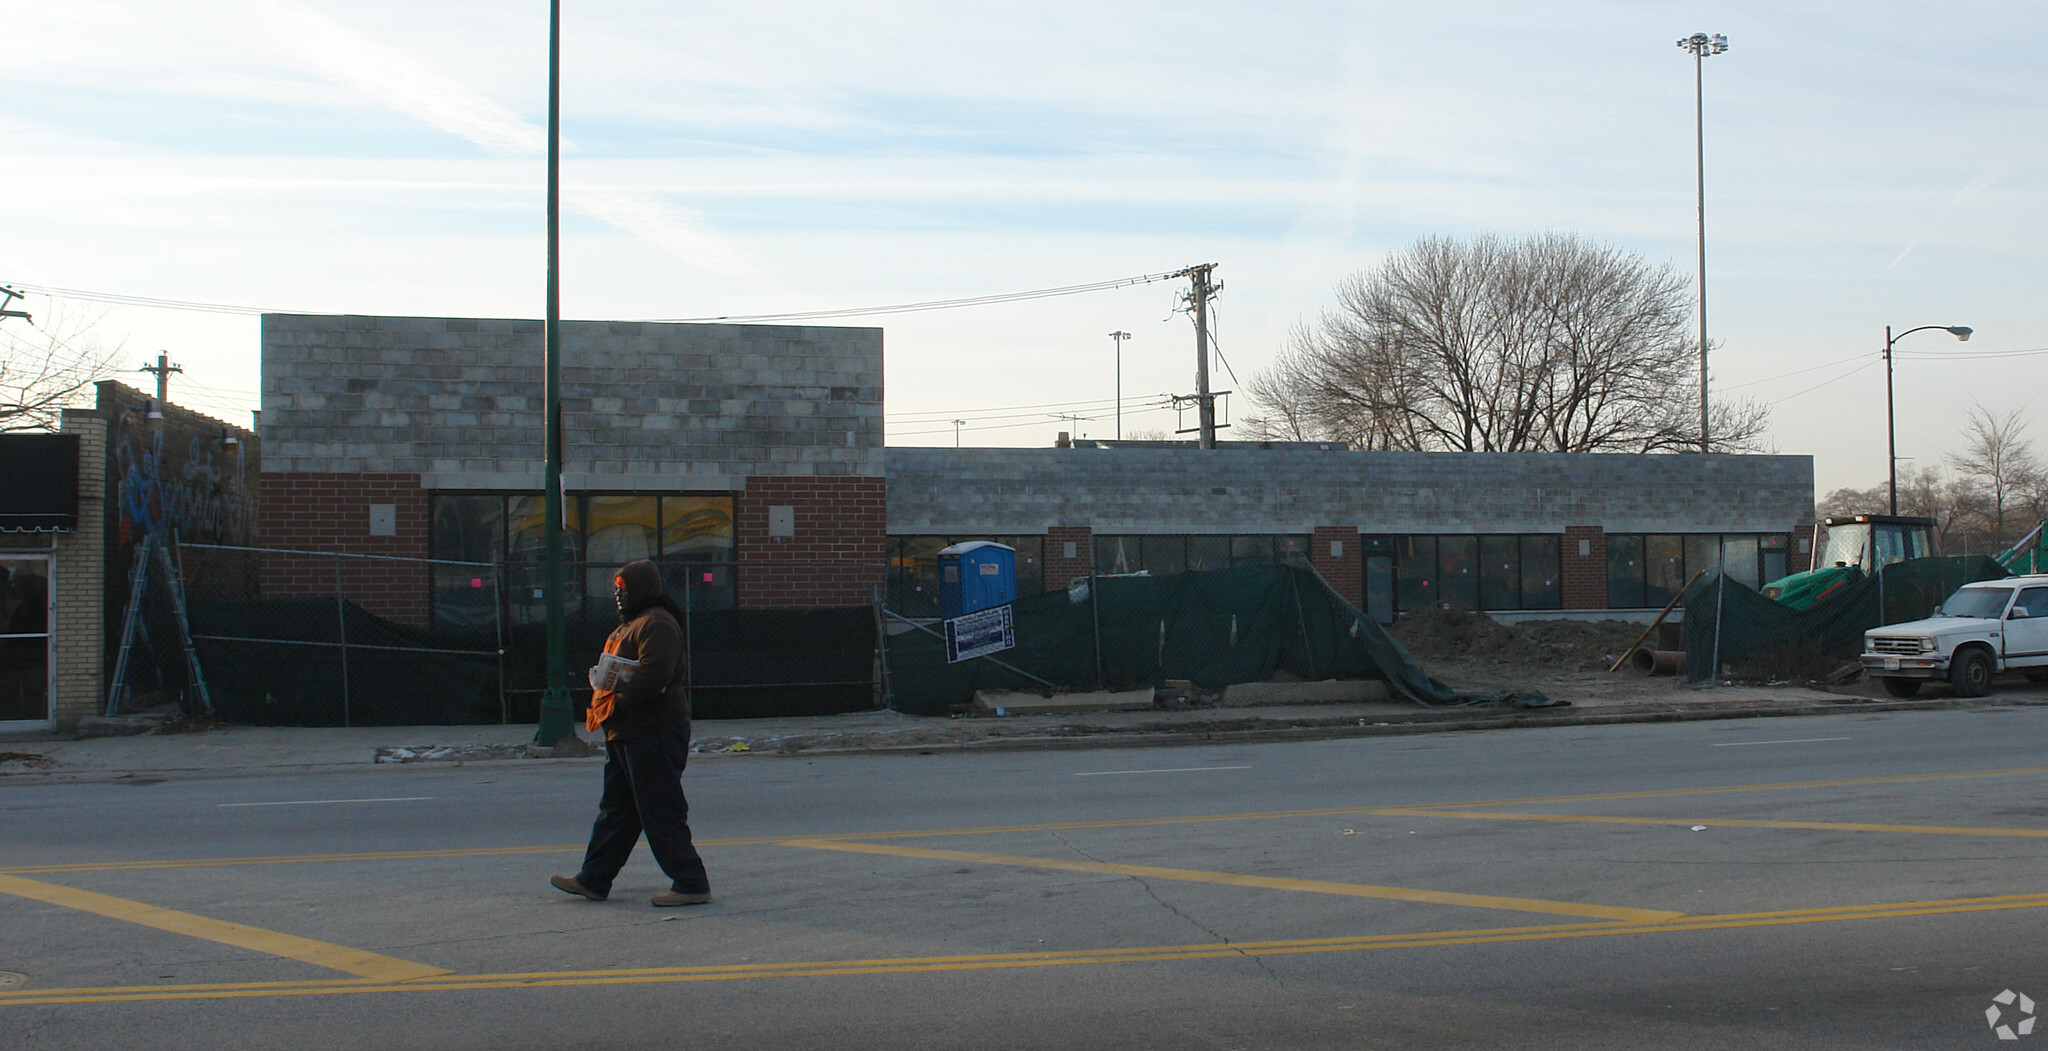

{"left": 6, "top": 707, "right": 2048, "bottom": 1049}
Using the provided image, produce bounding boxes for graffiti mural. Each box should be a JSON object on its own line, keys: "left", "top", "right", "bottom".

{"left": 98, "top": 382, "right": 260, "bottom": 705}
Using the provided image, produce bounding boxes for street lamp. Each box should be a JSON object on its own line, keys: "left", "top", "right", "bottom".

{"left": 1885, "top": 324, "right": 1974, "bottom": 515}
{"left": 1108, "top": 331, "right": 1131, "bottom": 440}
{"left": 1677, "top": 31, "right": 1728, "bottom": 454}
{"left": 952, "top": 419, "right": 966, "bottom": 447}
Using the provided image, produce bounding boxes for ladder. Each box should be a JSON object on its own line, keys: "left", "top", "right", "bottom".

{"left": 104, "top": 532, "right": 214, "bottom": 717}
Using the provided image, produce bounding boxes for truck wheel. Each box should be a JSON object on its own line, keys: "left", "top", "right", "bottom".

{"left": 1880, "top": 677, "right": 1922, "bottom": 698}
{"left": 1949, "top": 649, "right": 1995, "bottom": 698}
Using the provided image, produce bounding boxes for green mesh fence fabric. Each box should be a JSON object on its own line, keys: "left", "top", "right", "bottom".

{"left": 1681, "top": 555, "right": 2012, "bottom": 682}
{"left": 884, "top": 564, "right": 1550, "bottom": 715}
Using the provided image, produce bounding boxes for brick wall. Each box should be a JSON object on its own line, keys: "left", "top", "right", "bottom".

{"left": 1562, "top": 525, "right": 1606, "bottom": 609}
{"left": 259, "top": 472, "right": 432, "bottom": 626}
{"left": 1310, "top": 526, "right": 1363, "bottom": 606}
{"left": 52, "top": 410, "right": 107, "bottom": 731}
{"left": 1042, "top": 525, "right": 1094, "bottom": 592}
{"left": 736, "top": 476, "right": 886, "bottom": 609}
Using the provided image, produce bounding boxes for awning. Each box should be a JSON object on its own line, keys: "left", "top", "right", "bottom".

{"left": 0, "top": 433, "right": 79, "bottom": 531}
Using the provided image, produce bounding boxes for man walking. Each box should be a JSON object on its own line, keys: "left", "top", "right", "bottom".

{"left": 550, "top": 559, "right": 712, "bottom": 907}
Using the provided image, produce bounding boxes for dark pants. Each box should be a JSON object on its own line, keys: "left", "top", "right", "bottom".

{"left": 574, "top": 726, "right": 709, "bottom": 896}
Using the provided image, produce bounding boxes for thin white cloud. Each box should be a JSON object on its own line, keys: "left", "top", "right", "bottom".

{"left": 241, "top": 0, "right": 544, "bottom": 155}
{"left": 567, "top": 187, "right": 755, "bottom": 278}
{"left": 1883, "top": 167, "right": 2008, "bottom": 273}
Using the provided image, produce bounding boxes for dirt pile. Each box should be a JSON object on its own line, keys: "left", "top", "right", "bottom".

{"left": 1388, "top": 603, "right": 1645, "bottom": 671}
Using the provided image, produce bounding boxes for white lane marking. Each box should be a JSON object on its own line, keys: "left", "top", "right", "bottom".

{"left": 1710, "top": 737, "right": 1851, "bottom": 748}
{"left": 217, "top": 797, "right": 435, "bottom": 807}
{"left": 1073, "top": 766, "right": 1251, "bottom": 777}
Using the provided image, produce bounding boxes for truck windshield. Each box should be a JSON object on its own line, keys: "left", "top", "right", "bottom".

{"left": 1820, "top": 525, "right": 1868, "bottom": 570}
{"left": 1939, "top": 587, "right": 2013, "bottom": 619}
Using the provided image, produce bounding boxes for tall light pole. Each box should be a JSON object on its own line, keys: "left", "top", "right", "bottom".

{"left": 534, "top": 0, "right": 576, "bottom": 748}
{"left": 1108, "top": 331, "right": 1131, "bottom": 440}
{"left": 1884, "top": 324, "right": 1973, "bottom": 515}
{"left": 952, "top": 419, "right": 966, "bottom": 447}
{"left": 1677, "top": 31, "right": 1728, "bottom": 454}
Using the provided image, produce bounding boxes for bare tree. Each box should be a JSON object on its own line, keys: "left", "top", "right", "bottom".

{"left": 1242, "top": 233, "right": 1769, "bottom": 452}
{"left": 1946, "top": 401, "right": 2040, "bottom": 550}
{"left": 0, "top": 304, "right": 122, "bottom": 431}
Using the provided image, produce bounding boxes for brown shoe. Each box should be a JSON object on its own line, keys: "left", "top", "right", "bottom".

{"left": 550, "top": 875, "right": 606, "bottom": 901}
{"left": 651, "top": 889, "right": 712, "bottom": 907}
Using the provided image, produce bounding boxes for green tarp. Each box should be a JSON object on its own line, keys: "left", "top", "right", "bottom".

{"left": 1681, "top": 555, "right": 2012, "bottom": 682}
{"left": 884, "top": 564, "right": 1550, "bottom": 714}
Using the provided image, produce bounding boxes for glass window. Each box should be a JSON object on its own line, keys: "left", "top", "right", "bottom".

{"left": 1096, "top": 535, "right": 1139, "bottom": 575}
{"left": 1720, "top": 535, "right": 1760, "bottom": 590}
{"left": 431, "top": 564, "right": 497, "bottom": 632}
{"left": 1685, "top": 535, "right": 1723, "bottom": 581}
{"left": 431, "top": 494, "right": 504, "bottom": 563}
{"left": 1230, "top": 535, "right": 1275, "bottom": 564}
{"left": 1438, "top": 535, "right": 1479, "bottom": 609}
{"left": 507, "top": 494, "right": 582, "bottom": 562}
{"left": 1364, "top": 554, "right": 1394, "bottom": 624}
{"left": 660, "top": 495, "right": 735, "bottom": 562}
{"left": 585, "top": 495, "right": 659, "bottom": 567}
{"left": 1187, "top": 535, "right": 1231, "bottom": 572}
{"left": 1140, "top": 536, "right": 1186, "bottom": 577}
{"left": 1480, "top": 535, "right": 1521, "bottom": 610}
{"left": 892, "top": 537, "right": 947, "bottom": 616}
{"left": 1645, "top": 535, "right": 1686, "bottom": 605}
{"left": 1277, "top": 535, "right": 1311, "bottom": 560}
{"left": 1520, "top": 535, "right": 1561, "bottom": 609}
{"left": 1396, "top": 535, "right": 1437, "bottom": 611}
{"left": 1607, "top": 534, "right": 1646, "bottom": 608}
{"left": 995, "top": 535, "right": 1043, "bottom": 595}
{"left": 0, "top": 557, "right": 49, "bottom": 723}
{"left": 665, "top": 561, "right": 734, "bottom": 612}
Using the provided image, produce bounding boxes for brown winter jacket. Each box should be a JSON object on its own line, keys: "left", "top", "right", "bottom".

{"left": 586, "top": 560, "right": 690, "bottom": 742}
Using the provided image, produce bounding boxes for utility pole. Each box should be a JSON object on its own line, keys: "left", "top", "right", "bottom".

{"left": 1108, "top": 331, "right": 1130, "bottom": 440}
{"left": 1677, "top": 32, "right": 1728, "bottom": 454}
{"left": 1170, "top": 264, "right": 1223, "bottom": 449}
{"left": 0, "top": 286, "right": 30, "bottom": 324}
{"left": 139, "top": 352, "right": 183, "bottom": 403}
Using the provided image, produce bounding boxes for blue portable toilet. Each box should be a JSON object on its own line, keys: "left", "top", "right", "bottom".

{"left": 938, "top": 541, "right": 1017, "bottom": 619}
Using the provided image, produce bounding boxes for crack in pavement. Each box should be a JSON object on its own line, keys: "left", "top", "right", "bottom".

{"left": 1044, "top": 830, "right": 1281, "bottom": 983}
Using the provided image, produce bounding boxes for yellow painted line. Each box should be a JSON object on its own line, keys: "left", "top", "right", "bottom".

{"left": 1378, "top": 808, "right": 2048, "bottom": 838}
{"left": 7, "top": 892, "right": 2048, "bottom": 1006}
{"left": 778, "top": 838, "right": 1686, "bottom": 923}
{"left": 0, "top": 875, "right": 451, "bottom": 982}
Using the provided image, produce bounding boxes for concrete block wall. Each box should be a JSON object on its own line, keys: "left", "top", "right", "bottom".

{"left": 52, "top": 409, "right": 107, "bottom": 732}
{"left": 1562, "top": 526, "right": 1607, "bottom": 610}
{"left": 735, "top": 476, "right": 887, "bottom": 609}
{"left": 886, "top": 448, "right": 1813, "bottom": 536}
{"left": 262, "top": 315, "right": 884, "bottom": 488}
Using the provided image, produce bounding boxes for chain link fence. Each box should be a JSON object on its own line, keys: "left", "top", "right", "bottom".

{"left": 175, "top": 545, "right": 887, "bottom": 726}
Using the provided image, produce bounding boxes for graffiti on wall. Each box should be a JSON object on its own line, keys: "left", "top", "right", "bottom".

{"left": 99, "top": 382, "right": 261, "bottom": 703}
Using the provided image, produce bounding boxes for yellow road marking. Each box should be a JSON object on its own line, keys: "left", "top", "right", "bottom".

{"left": 7, "top": 892, "right": 2047, "bottom": 1006}
{"left": 778, "top": 838, "right": 1685, "bottom": 923}
{"left": 0, "top": 875, "right": 451, "bottom": 981}
{"left": 1380, "top": 809, "right": 2048, "bottom": 838}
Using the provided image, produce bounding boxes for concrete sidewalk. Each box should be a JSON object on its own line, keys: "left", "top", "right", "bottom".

{"left": 0, "top": 675, "right": 2011, "bottom": 784}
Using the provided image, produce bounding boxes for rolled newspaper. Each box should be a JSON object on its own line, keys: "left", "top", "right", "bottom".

{"left": 587, "top": 652, "right": 640, "bottom": 691}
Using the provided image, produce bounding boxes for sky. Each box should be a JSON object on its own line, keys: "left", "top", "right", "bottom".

{"left": 3, "top": 0, "right": 2043, "bottom": 498}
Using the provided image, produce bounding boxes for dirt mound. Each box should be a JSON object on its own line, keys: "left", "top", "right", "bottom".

{"left": 1389, "top": 603, "right": 1645, "bottom": 670}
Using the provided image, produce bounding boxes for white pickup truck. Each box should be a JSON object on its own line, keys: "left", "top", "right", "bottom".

{"left": 1862, "top": 576, "right": 2048, "bottom": 697}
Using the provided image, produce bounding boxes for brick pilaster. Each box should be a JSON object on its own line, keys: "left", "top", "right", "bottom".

{"left": 1310, "top": 526, "right": 1363, "bottom": 607}
{"left": 1042, "top": 525, "right": 1094, "bottom": 592}
{"left": 1562, "top": 525, "right": 1606, "bottom": 609}
{"left": 52, "top": 412, "right": 108, "bottom": 731}
{"left": 735, "top": 476, "right": 886, "bottom": 609}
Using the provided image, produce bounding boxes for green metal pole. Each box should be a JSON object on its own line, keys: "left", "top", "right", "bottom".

{"left": 534, "top": 0, "right": 575, "bottom": 747}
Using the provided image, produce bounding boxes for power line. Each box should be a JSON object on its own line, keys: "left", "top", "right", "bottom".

{"left": 1762, "top": 358, "right": 1880, "bottom": 407}
{"left": 641, "top": 271, "right": 1183, "bottom": 323}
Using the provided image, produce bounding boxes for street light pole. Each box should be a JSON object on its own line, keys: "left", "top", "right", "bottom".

{"left": 1108, "top": 331, "right": 1131, "bottom": 440}
{"left": 1677, "top": 32, "right": 1728, "bottom": 454}
{"left": 952, "top": 419, "right": 965, "bottom": 447}
{"left": 1884, "top": 324, "right": 1973, "bottom": 516}
{"left": 534, "top": 0, "right": 576, "bottom": 749}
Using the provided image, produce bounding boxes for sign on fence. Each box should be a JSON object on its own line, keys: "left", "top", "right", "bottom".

{"left": 944, "top": 604, "right": 1015, "bottom": 663}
